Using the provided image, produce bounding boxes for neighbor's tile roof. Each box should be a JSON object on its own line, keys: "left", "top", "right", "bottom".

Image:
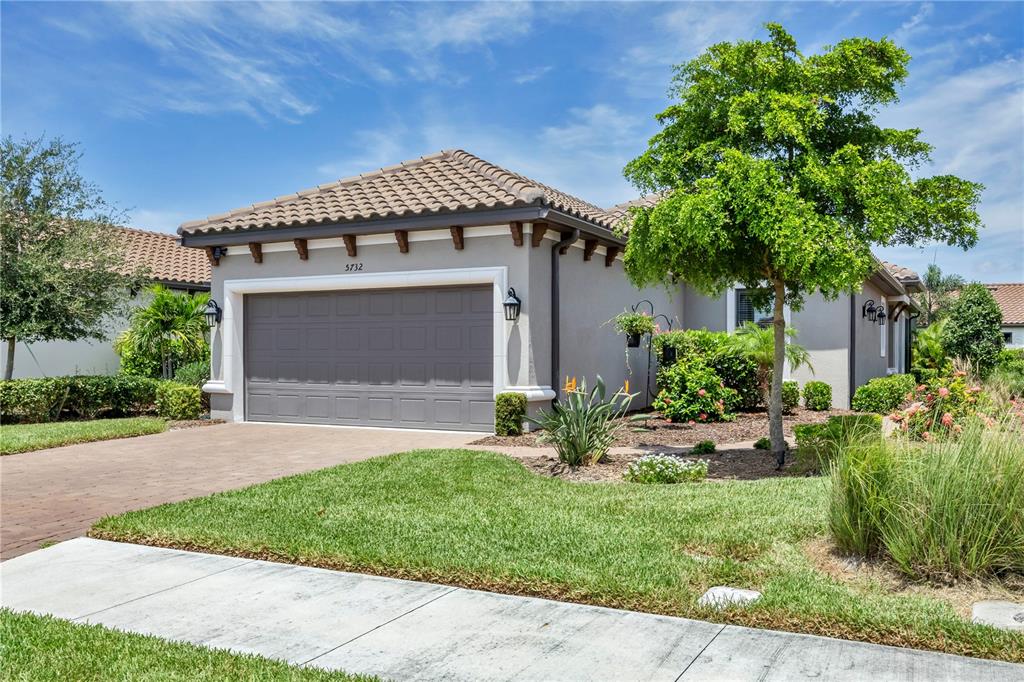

{"left": 985, "top": 283, "right": 1024, "bottom": 325}
{"left": 116, "top": 227, "right": 210, "bottom": 285}
{"left": 605, "top": 194, "right": 664, "bottom": 224}
{"left": 882, "top": 261, "right": 920, "bottom": 282}
{"left": 179, "top": 149, "right": 617, "bottom": 235}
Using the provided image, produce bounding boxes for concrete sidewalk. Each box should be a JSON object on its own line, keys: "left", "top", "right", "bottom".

{"left": 2, "top": 539, "right": 1020, "bottom": 681}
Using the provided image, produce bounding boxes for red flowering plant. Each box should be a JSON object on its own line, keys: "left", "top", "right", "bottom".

{"left": 652, "top": 358, "right": 738, "bottom": 423}
{"left": 888, "top": 371, "right": 987, "bottom": 440}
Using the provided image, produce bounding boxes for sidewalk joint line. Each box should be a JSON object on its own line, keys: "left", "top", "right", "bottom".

{"left": 674, "top": 623, "right": 726, "bottom": 681}
{"left": 299, "top": 586, "right": 459, "bottom": 667}
{"left": 71, "top": 557, "right": 257, "bottom": 622}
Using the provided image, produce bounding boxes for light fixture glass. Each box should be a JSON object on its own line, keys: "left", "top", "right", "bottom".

{"left": 503, "top": 288, "right": 522, "bottom": 322}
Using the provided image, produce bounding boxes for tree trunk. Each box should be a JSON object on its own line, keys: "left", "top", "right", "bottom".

{"left": 3, "top": 337, "right": 14, "bottom": 380}
{"left": 769, "top": 279, "right": 787, "bottom": 469}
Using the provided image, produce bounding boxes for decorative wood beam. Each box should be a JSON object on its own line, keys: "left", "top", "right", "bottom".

{"left": 294, "top": 238, "right": 308, "bottom": 261}
{"left": 395, "top": 230, "right": 409, "bottom": 254}
{"left": 343, "top": 234, "right": 357, "bottom": 258}
{"left": 204, "top": 246, "right": 221, "bottom": 266}
{"left": 450, "top": 226, "right": 464, "bottom": 251}
{"left": 510, "top": 221, "right": 524, "bottom": 247}
{"left": 248, "top": 242, "right": 263, "bottom": 264}
{"left": 605, "top": 246, "right": 619, "bottom": 267}
{"left": 531, "top": 223, "right": 548, "bottom": 247}
{"left": 558, "top": 233, "right": 574, "bottom": 255}
{"left": 583, "top": 239, "right": 598, "bottom": 262}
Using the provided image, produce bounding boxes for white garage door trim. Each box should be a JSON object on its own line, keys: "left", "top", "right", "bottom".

{"left": 205, "top": 266, "right": 509, "bottom": 422}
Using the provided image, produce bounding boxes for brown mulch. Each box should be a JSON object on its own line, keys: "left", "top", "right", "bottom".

{"left": 168, "top": 418, "right": 225, "bottom": 430}
{"left": 511, "top": 446, "right": 808, "bottom": 483}
{"left": 473, "top": 407, "right": 851, "bottom": 449}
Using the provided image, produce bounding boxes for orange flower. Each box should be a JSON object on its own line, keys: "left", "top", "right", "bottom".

{"left": 941, "top": 412, "right": 953, "bottom": 427}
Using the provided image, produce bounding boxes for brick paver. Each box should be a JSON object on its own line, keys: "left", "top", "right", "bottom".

{"left": 0, "top": 423, "right": 477, "bottom": 560}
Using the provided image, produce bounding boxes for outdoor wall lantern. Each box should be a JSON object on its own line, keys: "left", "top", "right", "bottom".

{"left": 204, "top": 299, "right": 223, "bottom": 328}
{"left": 503, "top": 288, "right": 522, "bottom": 322}
{"left": 877, "top": 306, "right": 886, "bottom": 326}
{"left": 862, "top": 299, "right": 878, "bottom": 322}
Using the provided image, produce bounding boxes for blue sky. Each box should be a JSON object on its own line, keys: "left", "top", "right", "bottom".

{"left": 3, "top": 1, "right": 1022, "bottom": 282}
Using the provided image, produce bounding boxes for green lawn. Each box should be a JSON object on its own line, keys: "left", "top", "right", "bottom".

{"left": 1, "top": 417, "right": 167, "bottom": 455}
{"left": 92, "top": 449, "right": 1024, "bottom": 663}
{"left": 0, "top": 609, "right": 376, "bottom": 681}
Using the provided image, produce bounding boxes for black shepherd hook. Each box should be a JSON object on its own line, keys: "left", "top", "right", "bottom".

{"left": 628, "top": 300, "right": 673, "bottom": 401}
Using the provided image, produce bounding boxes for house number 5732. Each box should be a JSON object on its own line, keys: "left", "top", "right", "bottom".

{"left": 345, "top": 263, "right": 364, "bottom": 272}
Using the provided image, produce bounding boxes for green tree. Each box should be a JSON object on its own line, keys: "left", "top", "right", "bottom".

{"left": 115, "top": 285, "right": 210, "bottom": 380}
{"left": 915, "top": 263, "right": 964, "bottom": 326}
{"left": 1, "top": 135, "right": 146, "bottom": 379}
{"left": 724, "top": 322, "right": 812, "bottom": 404}
{"left": 941, "top": 283, "right": 1003, "bottom": 377}
{"left": 621, "top": 24, "right": 982, "bottom": 466}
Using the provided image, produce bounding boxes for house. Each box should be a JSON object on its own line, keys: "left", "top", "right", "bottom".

{"left": 2, "top": 227, "right": 211, "bottom": 379}
{"left": 181, "top": 150, "right": 918, "bottom": 431}
{"left": 982, "top": 283, "right": 1024, "bottom": 348}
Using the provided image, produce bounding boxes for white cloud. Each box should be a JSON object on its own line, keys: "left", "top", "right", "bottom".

{"left": 513, "top": 65, "right": 553, "bottom": 84}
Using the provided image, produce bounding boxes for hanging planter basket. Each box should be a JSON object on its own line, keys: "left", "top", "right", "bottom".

{"left": 661, "top": 346, "right": 677, "bottom": 364}
{"left": 626, "top": 333, "right": 642, "bottom": 348}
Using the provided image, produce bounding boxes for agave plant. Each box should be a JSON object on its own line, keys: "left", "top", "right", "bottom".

{"left": 529, "top": 375, "right": 634, "bottom": 466}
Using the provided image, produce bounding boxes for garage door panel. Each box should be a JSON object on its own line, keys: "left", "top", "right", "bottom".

{"left": 245, "top": 286, "right": 492, "bottom": 431}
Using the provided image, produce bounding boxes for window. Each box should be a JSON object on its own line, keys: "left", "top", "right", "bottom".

{"left": 1005, "top": 332, "right": 1014, "bottom": 344}
{"left": 736, "top": 289, "right": 773, "bottom": 328}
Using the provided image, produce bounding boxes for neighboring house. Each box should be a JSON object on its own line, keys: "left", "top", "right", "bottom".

{"left": 180, "top": 149, "right": 920, "bottom": 431}
{"left": 2, "top": 227, "right": 211, "bottom": 379}
{"left": 982, "top": 283, "right": 1024, "bottom": 348}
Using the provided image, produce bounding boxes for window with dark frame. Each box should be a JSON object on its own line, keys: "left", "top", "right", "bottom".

{"left": 1005, "top": 332, "right": 1014, "bottom": 344}
{"left": 736, "top": 289, "right": 773, "bottom": 328}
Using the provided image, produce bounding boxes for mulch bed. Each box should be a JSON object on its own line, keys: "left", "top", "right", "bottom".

{"left": 473, "top": 407, "right": 850, "bottom": 449}
{"left": 511, "top": 447, "right": 808, "bottom": 483}
{"left": 168, "top": 418, "right": 225, "bottom": 430}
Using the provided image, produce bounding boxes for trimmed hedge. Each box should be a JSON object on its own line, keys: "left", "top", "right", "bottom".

{"left": 494, "top": 392, "right": 527, "bottom": 436}
{"left": 0, "top": 375, "right": 162, "bottom": 424}
{"left": 803, "top": 381, "right": 832, "bottom": 411}
{"left": 851, "top": 374, "right": 916, "bottom": 414}
{"left": 795, "top": 414, "right": 883, "bottom": 474}
{"left": 781, "top": 381, "right": 800, "bottom": 413}
{"left": 155, "top": 382, "right": 202, "bottom": 421}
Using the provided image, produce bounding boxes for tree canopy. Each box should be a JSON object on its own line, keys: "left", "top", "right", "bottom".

{"left": 1, "top": 135, "right": 146, "bottom": 379}
{"left": 941, "top": 283, "right": 1003, "bottom": 377}
{"left": 621, "top": 24, "right": 983, "bottom": 463}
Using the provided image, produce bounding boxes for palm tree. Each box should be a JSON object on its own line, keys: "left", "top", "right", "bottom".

{"left": 115, "top": 285, "right": 209, "bottom": 379}
{"left": 725, "top": 321, "right": 812, "bottom": 407}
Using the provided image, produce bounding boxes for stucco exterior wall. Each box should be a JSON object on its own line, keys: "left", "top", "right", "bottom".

{"left": 789, "top": 293, "right": 851, "bottom": 408}
{"left": 1003, "top": 325, "right": 1024, "bottom": 349}
{"left": 682, "top": 286, "right": 728, "bottom": 331}
{"left": 852, "top": 281, "right": 891, "bottom": 394}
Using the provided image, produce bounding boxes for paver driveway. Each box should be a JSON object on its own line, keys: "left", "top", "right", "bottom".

{"left": 0, "top": 423, "right": 478, "bottom": 560}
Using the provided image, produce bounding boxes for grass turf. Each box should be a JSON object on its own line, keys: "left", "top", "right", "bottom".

{"left": 0, "top": 609, "right": 376, "bottom": 681}
{"left": 92, "top": 449, "right": 1024, "bottom": 663}
{"left": 1, "top": 417, "right": 167, "bottom": 455}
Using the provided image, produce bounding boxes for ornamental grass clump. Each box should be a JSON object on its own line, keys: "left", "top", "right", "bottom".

{"left": 624, "top": 455, "right": 708, "bottom": 484}
{"left": 529, "top": 376, "right": 634, "bottom": 466}
{"left": 829, "top": 414, "right": 1024, "bottom": 580}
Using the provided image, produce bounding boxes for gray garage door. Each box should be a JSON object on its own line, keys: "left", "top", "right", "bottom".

{"left": 244, "top": 286, "right": 493, "bottom": 431}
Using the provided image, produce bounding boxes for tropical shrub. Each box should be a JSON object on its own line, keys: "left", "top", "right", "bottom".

{"left": 753, "top": 436, "right": 771, "bottom": 450}
{"left": 829, "top": 415, "right": 1024, "bottom": 580}
{"left": 850, "top": 374, "right": 916, "bottom": 413}
{"left": 494, "top": 392, "right": 527, "bottom": 436}
{"left": 652, "top": 359, "right": 737, "bottom": 423}
{"left": 624, "top": 455, "right": 708, "bottom": 484}
{"left": 173, "top": 361, "right": 210, "bottom": 388}
{"left": 941, "top": 283, "right": 1004, "bottom": 377}
{"left": 654, "top": 329, "right": 761, "bottom": 410}
{"left": 691, "top": 440, "right": 715, "bottom": 455}
{"left": 155, "top": 382, "right": 202, "bottom": 421}
{"left": 781, "top": 381, "right": 800, "bottom": 413}
{"left": 992, "top": 349, "right": 1024, "bottom": 399}
{"left": 0, "top": 378, "right": 67, "bottom": 423}
{"left": 794, "top": 414, "right": 883, "bottom": 474}
{"left": 116, "top": 285, "right": 210, "bottom": 379}
{"left": 889, "top": 372, "right": 984, "bottom": 441}
{"left": 911, "top": 319, "right": 949, "bottom": 383}
{"left": 803, "top": 381, "right": 832, "bottom": 411}
{"left": 530, "top": 376, "right": 633, "bottom": 466}
{"left": 723, "top": 322, "right": 812, "bottom": 407}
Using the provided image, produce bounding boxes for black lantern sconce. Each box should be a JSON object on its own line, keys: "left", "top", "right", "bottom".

{"left": 862, "top": 299, "right": 878, "bottom": 322}
{"left": 503, "top": 288, "right": 522, "bottom": 322}
{"left": 204, "top": 299, "right": 222, "bottom": 328}
{"left": 877, "top": 305, "right": 886, "bottom": 326}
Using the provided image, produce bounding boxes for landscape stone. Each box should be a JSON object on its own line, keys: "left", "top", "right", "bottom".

{"left": 972, "top": 600, "right": 1024, "bottom": 631}
{"left": 698, "top": 586, "right": 762, "bottom": 608}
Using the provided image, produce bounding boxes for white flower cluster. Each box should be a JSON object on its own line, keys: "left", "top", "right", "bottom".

{"left": 624, "top": 455, "right": 709, "bottom": 484}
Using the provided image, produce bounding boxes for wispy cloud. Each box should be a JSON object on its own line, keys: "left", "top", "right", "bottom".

{"left": 513, "top": 65, "right": 553, "bottom": 84}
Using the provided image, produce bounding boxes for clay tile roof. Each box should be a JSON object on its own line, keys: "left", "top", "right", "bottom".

{"left": 882, "top": 261, "right": 920, "bottom": 282}
{"left": 984, "top": 283, "right": 1024, "bottom": 325}
{"left": 605, "top": 194, "right": 665, "bottom": 224}
{"left": 115, "top": 227, "right": 210, "bottom": 286}
{"left": 179, "top": 149, "right": 617, "bottom": 235}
